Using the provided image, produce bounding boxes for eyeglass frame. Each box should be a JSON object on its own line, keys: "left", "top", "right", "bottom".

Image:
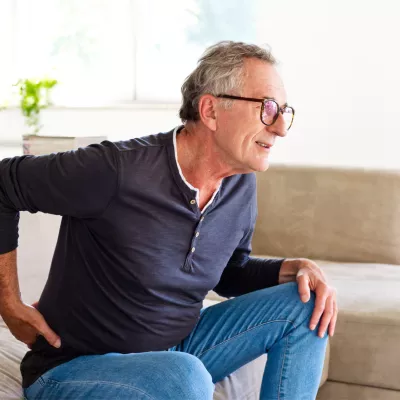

{"left": 216, "top": 94, "right": 295, "bottom": 130}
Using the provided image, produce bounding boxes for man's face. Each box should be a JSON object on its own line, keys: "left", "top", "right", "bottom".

{"left": 214, "top": 58, "right": 288, "bottom": 173}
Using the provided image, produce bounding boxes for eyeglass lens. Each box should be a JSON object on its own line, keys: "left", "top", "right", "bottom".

{"left": 262, "top": 100, "right": 294, "bottom": 129}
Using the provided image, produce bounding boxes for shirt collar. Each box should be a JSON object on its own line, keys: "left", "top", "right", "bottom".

{"left": 172, "top": 126, "right": 221, "bottom": 214}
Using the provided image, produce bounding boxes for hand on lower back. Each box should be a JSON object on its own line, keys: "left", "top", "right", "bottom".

{"left": 1, "top": 302, "right": 61, "bottom": 349}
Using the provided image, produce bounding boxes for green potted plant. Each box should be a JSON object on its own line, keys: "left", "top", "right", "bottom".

{"left": 15, "top": 78, "right": 58, "bottom": 136}
{"left": 12, "top": 77, "right": 106, "bottom": 156}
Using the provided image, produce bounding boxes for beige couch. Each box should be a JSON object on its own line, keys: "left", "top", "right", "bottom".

{"left": 252, "top": 165, "right": 400, "bottom": 400}
{"left": 1, "top": 163, "right": 399, "bottom": 399}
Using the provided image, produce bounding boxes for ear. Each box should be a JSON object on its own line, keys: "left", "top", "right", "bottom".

{"left": 198, "top": 94, "right": 218, "bottom": 131}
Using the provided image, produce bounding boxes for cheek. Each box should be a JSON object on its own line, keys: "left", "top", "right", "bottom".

{"left": 218, "top": 109, "right": 261, "bottom": 150}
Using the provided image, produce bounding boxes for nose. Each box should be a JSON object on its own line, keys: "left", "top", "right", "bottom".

{"left": 266, "top": 113, "right": 287, "bottom": 138}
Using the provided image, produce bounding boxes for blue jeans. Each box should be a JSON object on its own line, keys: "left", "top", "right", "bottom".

{"left": 24, "top": 282, "right": 328, "bottom": 400}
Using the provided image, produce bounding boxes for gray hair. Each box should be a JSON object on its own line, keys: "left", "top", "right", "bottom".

{"left": 179, "top": 41, "right": 277, "bottom": 123}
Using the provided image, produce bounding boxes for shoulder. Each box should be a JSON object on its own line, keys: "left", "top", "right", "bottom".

{"left": 224, "top": 172, "right": 256, "bottom": 194}
{"left": 221, "top": 173, "right": 257, "bottom": 215}
{"left": 108, "top": 129, "right": 175, "bottom": 154}
{"left": 96, "top": 129, "right": 176, "bottom": 170}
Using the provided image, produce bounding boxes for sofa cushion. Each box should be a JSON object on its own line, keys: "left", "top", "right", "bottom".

{"left": 319, "top": 260, "right": 400, "bottom": 391}
{"left": 317, "top": 381, "right": 400, "bottom": 400}
{"left": 0, "top": 319, "right": 25, "bottom": 400}
{"left": 253, "top": 166, "right": 400, "bottom": 265}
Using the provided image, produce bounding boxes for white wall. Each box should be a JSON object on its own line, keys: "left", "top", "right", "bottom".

{"left": 255, "top": 0, "right": 400, "bottom": 169}
{"left": 2, "top": 0, "right": 400, "bottom": 168}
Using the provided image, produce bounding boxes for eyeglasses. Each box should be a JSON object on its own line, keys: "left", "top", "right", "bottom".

{"left": 216, "top": 94, "right": 295, "bottom": 131}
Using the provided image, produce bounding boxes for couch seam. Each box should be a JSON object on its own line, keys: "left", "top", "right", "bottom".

{"left": 339, "top": 319, "right": 400, "bottom": 327}
{"left": 325, "top": 379, "right": 400, "bottom": 392}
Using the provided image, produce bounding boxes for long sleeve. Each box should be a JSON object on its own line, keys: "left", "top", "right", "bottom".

{"left": 0, "top": 142, "right": 119, "bottom": 254}
{"left": 213, "top": 224, "right": 284, "bottom": 298}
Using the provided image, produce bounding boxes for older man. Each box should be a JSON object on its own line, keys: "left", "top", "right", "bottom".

{"left": 0, "top": 41, "right": 336, "bottom": 399}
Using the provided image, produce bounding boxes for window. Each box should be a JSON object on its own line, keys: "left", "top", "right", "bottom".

{"left": 0, "top": 1, "right": 15, "bottom": 106}
{"left": 12, "top": 0, "right": 135, "bottom": 105}
{"left": 3, "top": 0, "right": 260, "bottom": 106}
{"left": 134, "top": 0, "right": 258, "bottom": 102}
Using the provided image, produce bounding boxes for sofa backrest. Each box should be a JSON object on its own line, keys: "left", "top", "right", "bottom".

{"left": 252, "top": 164, "right": 400, "bottom": 265}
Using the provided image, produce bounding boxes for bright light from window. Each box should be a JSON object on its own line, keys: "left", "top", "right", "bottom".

{"left": 135, "top": 0, "right": 258, "bottom": 102}
{"left": 14, "top": 0, "right": 135, "bottom": 106}
{"left": 11, "top": 0, "right": 262, "bottom": 105}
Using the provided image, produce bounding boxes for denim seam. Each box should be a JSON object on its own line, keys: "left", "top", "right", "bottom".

{"left": 45, "top": 378, "right": 156, "bottom": 400}
{"left": 38, "top": 377, "right": 46, "bottom": 387}
{"left": 198, "top": 319, "right": 296, "bottom": 358}
{"left": 278, "top": 335, "right": 289, "bottom": 400}
{"left": 277, "top": 301, "right": 317, "bottom": 400}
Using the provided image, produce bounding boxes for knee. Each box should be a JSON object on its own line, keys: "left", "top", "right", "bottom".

{"left": 274, "top": 281, "right": 317, "bottom": 324}
{"left": 283, "top": 283, "right": 331, "bottom": 341}
{"left": 166, "top": 353, "right": 214, "bottom": 400}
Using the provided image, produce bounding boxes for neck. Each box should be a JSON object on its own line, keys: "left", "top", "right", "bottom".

{"left": 176, "top": 124, "right": 235, "bottom": 190}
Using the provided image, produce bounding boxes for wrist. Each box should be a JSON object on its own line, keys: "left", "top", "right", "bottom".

{"left": 0, "top": 293, "right": 23, "bottom": 316}
{"left": 278, "top": 258, "right": 303, "bottom": 284}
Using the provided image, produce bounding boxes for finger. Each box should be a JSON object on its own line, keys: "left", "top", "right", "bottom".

{"left": 296, "top": 269, "right": 310, "bottom": 303}
{"left": 318, "top": 294, "right": 334, "bottom": 338}
{"left": 309, "top": 285, "right": 329, "bottom": 330}
{"left": 328, "top": 297, "right": 339, "bottom": 337}
{"left": 33, "top": 314, "right": 61, "bottom": 348}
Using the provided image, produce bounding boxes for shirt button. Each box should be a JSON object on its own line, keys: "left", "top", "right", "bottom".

{"left": 191, "top": 247, "right": 196, "bottom": 253}
{"left": 190, "top": 199, "right": 196, "bottom": 205}
{"left": 195, "top": 232, "right": 200, "bottom": 237}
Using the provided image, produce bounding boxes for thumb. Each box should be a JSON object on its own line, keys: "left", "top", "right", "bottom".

{"left": 34, "top": 314, "right": 61, "bottom": 349}
{"left": 296, "top": 269, "right": 311, "bottom": 303}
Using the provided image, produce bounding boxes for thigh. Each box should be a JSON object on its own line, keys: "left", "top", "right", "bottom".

{"left": 24, "top": 351, "right": 214, "bottom": 400}
{"left": 173, "top": 282, "right": 317, "bottom": 383}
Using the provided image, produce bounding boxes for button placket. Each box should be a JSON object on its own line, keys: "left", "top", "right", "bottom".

{"left": 189, "top": 213, "right": 206, "bottom": 254}
{"left": 188, "top": 196, "right": 201, "bottom": 219}
{"left": 182, "top": 214, "right": 205, "bottom": 273}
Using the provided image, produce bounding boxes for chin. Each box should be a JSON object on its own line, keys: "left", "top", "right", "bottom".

{"left": 245, "top": 162, "right": 269, "bottom": 173}
{"left": 249, "top": 160, "right": 270, "bottom": 173}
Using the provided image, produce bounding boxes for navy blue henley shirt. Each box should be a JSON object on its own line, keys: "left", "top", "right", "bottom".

{"left": 0, "top": 127, "right": 283, "bottom": 387}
